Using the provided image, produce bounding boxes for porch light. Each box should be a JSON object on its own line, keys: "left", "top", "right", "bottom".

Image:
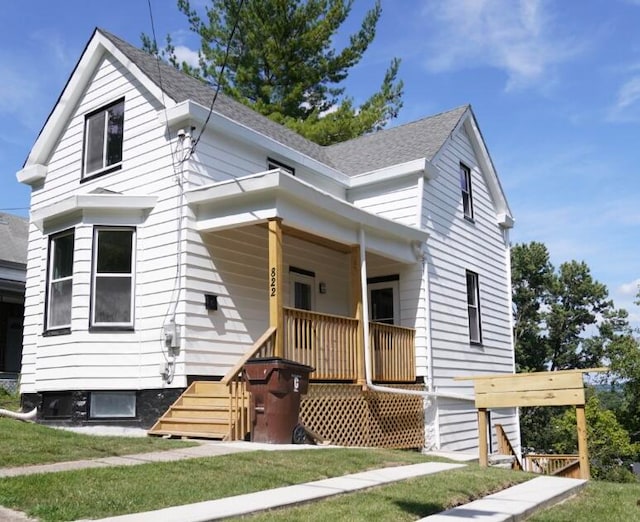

{"left": 318, "top": 282, "right": 327, "bottom": 294}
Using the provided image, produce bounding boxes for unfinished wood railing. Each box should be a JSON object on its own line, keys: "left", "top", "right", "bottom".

{"left": 221, "top": 327, "right": 276, "bottom": 441}
{"left": 523, "top": 454, "right": 580, "bottom": 476}
{"left": 283, "top": 307, "right": 358, "bottom": 380}
{"left": 370, "top": 322, "right": 416, "bottom": 382}
{"left": 495, "top": 424, "right": 523, "bottom": 471}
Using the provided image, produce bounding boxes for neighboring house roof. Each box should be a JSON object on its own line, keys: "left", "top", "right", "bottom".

{"left": 0, "top": 212, "right": 28, "bottom": 266}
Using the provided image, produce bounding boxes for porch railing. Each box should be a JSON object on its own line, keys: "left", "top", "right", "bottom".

{"left": 283, "top": 307, "right": 358, "bottom": 380}
{"left": 523, "top": 454, "right": 580, "bottom": 476}
{"left": 370, "top": 321, "right": 416, "bottom": 382}
{"left": 283, "top": 307, "right": 416, "bottom": 382}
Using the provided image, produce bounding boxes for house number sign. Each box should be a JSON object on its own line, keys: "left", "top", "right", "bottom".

{"left": 270, "top": 267, "right": 277, "bottom": 297}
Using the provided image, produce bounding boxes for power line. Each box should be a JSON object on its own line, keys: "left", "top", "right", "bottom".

{"left": 190, "top": 0, "right": 245, "bottom": 156}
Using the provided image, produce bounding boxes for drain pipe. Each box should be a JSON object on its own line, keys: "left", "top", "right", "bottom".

{"left": 358, "top": 227, "right": 474, "bottom": 403}
{"left": 0, "top": 407, "right": 37, "bottom": 422}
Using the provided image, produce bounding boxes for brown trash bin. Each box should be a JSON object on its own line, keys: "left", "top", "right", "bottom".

{"left": 243, "top": 357, "right": 314, "bottom": 444}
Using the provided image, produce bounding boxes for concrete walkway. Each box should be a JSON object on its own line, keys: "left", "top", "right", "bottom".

{"left": 0, "top": 440, "right": 332, "bottom": 478}
{"left": 419, "top": 475, "right": 587, "bottom": 522}
{"left": 84, "top": 462, "right": 466, "bottom": 522}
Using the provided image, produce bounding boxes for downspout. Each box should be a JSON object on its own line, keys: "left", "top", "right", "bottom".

{"left": 359, "top": 227, "right": 475, "bottom": 403}
{"left": 0, "top": 408, "right": 37, "bottom": 421}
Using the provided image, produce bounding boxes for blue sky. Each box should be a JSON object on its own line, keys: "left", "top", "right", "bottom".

{"left": 1, "top": 0, "right": 639, "bottom": 325}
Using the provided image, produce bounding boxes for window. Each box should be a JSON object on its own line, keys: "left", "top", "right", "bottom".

{"left": 91, "top": 227, "right": 135, "bottom": 328}
{"left": 367, "top": 276, "right": 400, "bottom": 325}
{"left": 90, "top": 391, "right": 136, "bottom": 418}
{"left": 460, "top": 163, "right": 474, "bottom": 220}
{"left": 46, "top": 230, "right": 74, "bottom": 331}
{"left": 466, "top": 270, "right": 482, "bottom": 344}
{"left": 268, "top": 157, "right": 295, "bottom": 176}
{"left": 83, "top": 99, "right": 124, "bottom": 178}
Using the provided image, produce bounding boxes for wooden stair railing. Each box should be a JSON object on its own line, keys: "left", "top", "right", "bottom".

{"left": 148, "top": 328, "right": 276, "bottom": 441}
{"left": 222, "top": 327, "right": 276, "bottom": 440}
{"left": 495, "top": 424, "right": 523, "bottom": 471}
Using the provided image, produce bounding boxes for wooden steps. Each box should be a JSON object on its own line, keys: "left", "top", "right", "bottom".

{"left": 148, "top": 381, "right": 250, "bottom": 440}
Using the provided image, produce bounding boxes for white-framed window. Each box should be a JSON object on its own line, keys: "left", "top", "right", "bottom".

{"left": 83, "top": 99, "right": 124, "bottom": 178}
{"left": 91, "top": 227, "right": 135, "bottom": 329}
{"left": 460, "top": 163, "right": 474, "bottom": 220}
{"left": 46, "top": 229, "right": 75, "bottom": 331}
{"left": 466, "top": 270, "right": 482, "bottom": 344}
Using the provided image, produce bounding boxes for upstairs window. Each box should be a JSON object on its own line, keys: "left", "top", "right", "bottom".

{"left": 268, "top": 157, "right": 295, "bottom": 176}
{"left": 46, "top": 230, "right": 75, "bottom": 331}
{"left": 460, "top": 163, "right": 474, "bottom": 220}
{"left": 91, "top": 227, "right": 135, "bottom": 329}
{"left": 83, "top": 99, "right": 124, "bottom": 179}
{"left": 466, "top": 270, "right": 482, "bottom": 344}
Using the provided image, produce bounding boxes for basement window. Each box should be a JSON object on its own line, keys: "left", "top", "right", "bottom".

{"left": 90, "top": 391, "right": 136, "bottom": 418}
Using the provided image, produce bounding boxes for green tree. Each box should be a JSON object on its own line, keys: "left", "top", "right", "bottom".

{"left": 144, "top": 0, "right": 403, "bottom": 145}
{"left": 551, "top": 395, "right": 638, "bottom": 482}
{"left": 511, "top": 242, "right": 640, "bottom": 470}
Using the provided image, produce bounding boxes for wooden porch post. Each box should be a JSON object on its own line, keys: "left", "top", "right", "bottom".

{"left": 351, "top": 245, "right": 365, "bottom": 385}
{"left": 478, "top": 408, "right": 489, "bottom": 467}
{"left": 268, "top": 218, "right": 284, "bottom": 358}
{"left": 576, "top": 404, "right": 590, "bottom": 479}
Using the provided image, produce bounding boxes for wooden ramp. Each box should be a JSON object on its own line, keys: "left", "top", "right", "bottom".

{"left": 148, "top": 381, "right": 250, "bottom": 440}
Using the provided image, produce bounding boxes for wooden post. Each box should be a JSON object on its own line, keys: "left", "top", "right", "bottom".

{"left": 576, "top": 404, "right": 590, "bottom": 479}
{"left": 478, "top": 408, "right": 489, "bottom": 467}
{"left": 351, "top": 246, "right": 365, "bottom": 385}
{"left": 268, "top": 218, "right": 284, "bottom": 358}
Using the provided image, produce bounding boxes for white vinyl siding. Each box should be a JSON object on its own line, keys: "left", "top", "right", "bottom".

{"left": 423, "top": 121, "right": 517, "bottom": 452}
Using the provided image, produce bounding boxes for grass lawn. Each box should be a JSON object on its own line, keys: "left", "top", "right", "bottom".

{"left": 529, "top": 480, "right": 640, "bottom": 521}
{"left": 0, "top": 388, "right": 20, "bottom": 411}
{"left": 244, "top": 465, "right": 529, "bottom": 521}
{"left": 0, "top": 418, "right": 195, "bottom": 467}
{"left": 0, "top": 448, "right": 528, "bottom": 522}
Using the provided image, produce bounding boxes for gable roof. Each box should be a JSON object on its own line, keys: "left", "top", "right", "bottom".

{"left": 0, "top": 213, "right": 28, "bottom": 266}
{"left": 20, "top": 28, "right": 512, "bottom": 225}
{"left": 326, "top": 106, "right": 468, "bottom": 176}
{"left": 98, "top": 29, "right": 465, "bottom": 177}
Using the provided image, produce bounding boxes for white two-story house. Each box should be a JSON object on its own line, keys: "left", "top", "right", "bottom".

{"left": 17, "top": 28, "right": 518, "bottom": 454}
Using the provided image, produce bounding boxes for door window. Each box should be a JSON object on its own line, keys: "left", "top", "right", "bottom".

{"left": 368, "top": 280, "right": 399, "bottom": 324}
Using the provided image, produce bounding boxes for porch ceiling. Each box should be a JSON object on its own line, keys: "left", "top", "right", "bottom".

{"left": 185, "top": 170, "right": 429, "bottom": 263}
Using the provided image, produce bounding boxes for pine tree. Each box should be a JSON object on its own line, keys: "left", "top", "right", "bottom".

{"left": 143, "top": 0, "right": 403, "bottom": 145}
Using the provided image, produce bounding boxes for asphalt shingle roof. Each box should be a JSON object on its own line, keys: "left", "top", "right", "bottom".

{"left": 0, "top": 213, "right": 28, "bottom": 266}
{"left": 99, "top": 29, "right": 466, "bottom": 177}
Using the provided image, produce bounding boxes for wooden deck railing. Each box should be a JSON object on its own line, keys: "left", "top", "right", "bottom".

{"left": 495, "top": 424, "right": 523, "bottom": 471}
{"left": 370, "top": 321, "right": 416, "bottom": 382}
{"left": 283, "top": 307, "right": 358, "bottom": 380}
{"left": 523, "top": 454, "right": 580, "bottom": 476}
{"left": 283, "top": 308, "right": 416, "bottom": 382}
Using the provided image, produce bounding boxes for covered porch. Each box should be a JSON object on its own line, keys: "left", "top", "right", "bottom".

{"left": 186, "top": 169, "right": 429, "bottom": 385}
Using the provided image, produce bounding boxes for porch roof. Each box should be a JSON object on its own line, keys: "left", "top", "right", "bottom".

{"left": 185, "top": 170, "right": 429, "bottom": 263}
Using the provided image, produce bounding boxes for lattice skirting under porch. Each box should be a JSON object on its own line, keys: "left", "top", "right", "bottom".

{"left": 299, "top": 384, "right": 425, "bottom": 449}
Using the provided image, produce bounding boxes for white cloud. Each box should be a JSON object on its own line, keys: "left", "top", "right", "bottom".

{"left": 421, "top": 0, "right": 581, "bottom": 91}
{"left": 607, "top": 75, "right": 640, "bottom": 121}
{"left": 173, "top": 45, "right": 201, "bottom": 69}
{"left": 618, "top": 279, "right": 640, "bottom": 296}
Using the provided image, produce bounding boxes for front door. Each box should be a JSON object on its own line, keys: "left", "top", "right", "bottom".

{"left": 290, "top": 270, "right": 315, "bottom": 350}
{"left": 368, "top": 280, "right": 399, "bottom": 325}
